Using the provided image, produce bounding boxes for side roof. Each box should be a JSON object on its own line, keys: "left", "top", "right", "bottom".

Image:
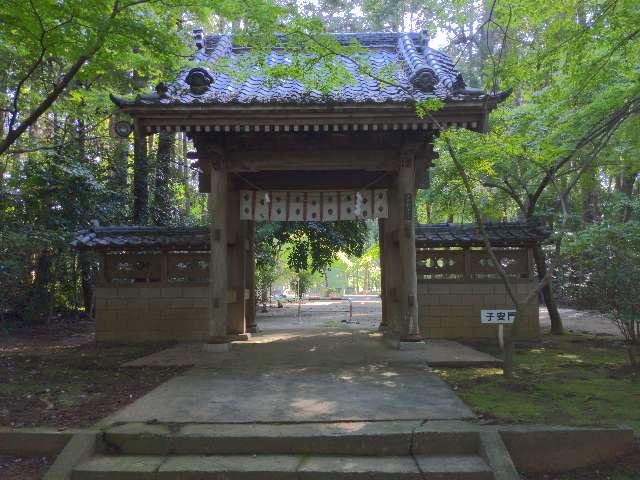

{"left": 415, "top": 222, "right": 551, "bottom": 248}
{"left": 73, "top": 222, "right": 548, "bottom": 251}
{"left": 112, "top": 31, "right": 507, "bottom": 109}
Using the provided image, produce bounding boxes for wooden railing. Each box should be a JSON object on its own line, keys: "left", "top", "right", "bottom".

{"left": 416, "top": 247, "right": 532, "bottom": 282}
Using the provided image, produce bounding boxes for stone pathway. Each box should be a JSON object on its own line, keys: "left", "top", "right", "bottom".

{"left": 106, "top": 330, "right": 476, "bottom": 425}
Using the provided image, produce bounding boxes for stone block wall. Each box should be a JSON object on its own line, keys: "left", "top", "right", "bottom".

{"left": 94, "top": 285, "right": 209, "bottom": 343}
{"left": 417, "top": 281, "right": 540, "bottom": 340}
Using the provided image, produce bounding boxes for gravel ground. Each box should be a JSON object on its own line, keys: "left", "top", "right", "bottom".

{"left": 257, "top": 294, "right": 382, "bottom": 330}
{"left": 257, "top": 295, "right": 622, "bottom": 337}
{"left": 539, "top": 307, "right": 621, "bottom": 337}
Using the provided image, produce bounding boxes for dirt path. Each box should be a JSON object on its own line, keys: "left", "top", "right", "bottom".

{"left": 539, "top": 307, "right": 621, "bottom": 337}
{"left": 257, "top": 295, "right": 622, "bottom": 338}
{"left": 257, "top": 294, "right": 382, "bottom": 331}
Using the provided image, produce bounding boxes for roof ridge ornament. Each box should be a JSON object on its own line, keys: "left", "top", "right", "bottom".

{"left": 397, "top": 33, "right": 439, "bottom": 92}
{"left": 186, "top": 67, "right": 213, "bottom": 95}
{"left": 193, "top": 28, "right": 204, "bottom": 50}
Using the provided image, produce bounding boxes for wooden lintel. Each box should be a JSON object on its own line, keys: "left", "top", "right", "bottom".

{"left": 229, "top": 171, "right": 394, "bottom": 190}
{"left": 226, "top": 149, "right": 399, "bottom": 173}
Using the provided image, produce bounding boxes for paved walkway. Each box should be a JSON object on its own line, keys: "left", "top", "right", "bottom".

{"left": 105, "top": 329, "right": 476, "bottom": 425}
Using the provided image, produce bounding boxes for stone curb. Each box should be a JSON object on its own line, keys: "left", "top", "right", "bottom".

{"left": 0, "top": 427, "right": 91, "bottom": 457}
{"left": 43, "top": 433, "right": 96, "bottom": 480}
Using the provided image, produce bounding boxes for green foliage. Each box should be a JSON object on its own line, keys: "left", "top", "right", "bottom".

{"left": 555, "top": 222, "right": 640, "bottom": 311}
{"left": 257, "top": 221, "right": 368, "bottom": 273}
{"left": 2, "top": 0, "right": 639, "bottom": 326}
{"left": 289, "top": 270, "right": 314, "bottom": 299}
{"left": 415, "top": 98, "right": 444, "bottom": 119}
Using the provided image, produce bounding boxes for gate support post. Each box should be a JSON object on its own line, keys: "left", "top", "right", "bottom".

{"left": 227, "top": 190, "right": 248, "bottom": 338}
{"left": 378, "top": 218, "right": 388, "bottom": 332}
{"left": 397, "top": 152, "right": 422, "bottom": 343}
{"left": 246, "top": 221, "right": 258, "bottom": 333}
{"left": 382, "top": 187, "right": 402, "bottom": 338}
{"left": 206, "top": 150, "right": 229, "bottom": 349}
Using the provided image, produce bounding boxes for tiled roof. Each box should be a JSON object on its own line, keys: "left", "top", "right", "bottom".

{"left": 415, "top": 222, "right": 551, "bottom": 247}
{"left": 73, "top": 222, "right": 549, "bottom": 250}
{"left": 113, "top": 31, "right": 496, "bottom": 108}
{"left": 72, "top": 226, "right": 210, "bottom": 250}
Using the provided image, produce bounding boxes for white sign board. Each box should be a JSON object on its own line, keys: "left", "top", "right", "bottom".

{"left": 480, "top": 309, "right": 516, "bottom": 324}
{"left": 239, "top": 190, "right": 389, "bottom": 221}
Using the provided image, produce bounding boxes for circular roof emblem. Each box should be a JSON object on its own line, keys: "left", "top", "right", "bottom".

{"left": 186, "top": 67, "right": 213, "bottom": 95}
{"left": 114, "top": 121, "right": 132, "bottom": 138}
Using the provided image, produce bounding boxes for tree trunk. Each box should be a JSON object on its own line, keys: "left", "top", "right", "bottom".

{"left": 580, "top": 166, "right": 600, "bottom": 223}
{"left": 132, "top": 132, "right": 149, "bottom": 224}
{"left": 182, "top": 132, "right": 191, "bottom": 217}
{"left": 617, "top": 167, "right": 638, "bottom": 222}
{"left": 79, "top": 253, "right": 93, "bottom": 316}
{"left": 152, "top": 132, "right": 174, "bottom": 225}
{"left": 76, "top": 119, "right": 93, "bottom": 315}
{"left": 108, "top": 117, "right": 129, "bottom": 197}
{"left": 533, "top": 244, "right": 563, "bottom": 334}
{"left": 503, "top": 336, "right": 515, "bottom": 379}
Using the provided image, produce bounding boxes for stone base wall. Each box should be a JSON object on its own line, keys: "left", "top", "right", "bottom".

{"left": 418, "top": 281, "right": 540, "bottom": 340}
{"left": 95, "top": 285, "right": 209, "bottom": 343}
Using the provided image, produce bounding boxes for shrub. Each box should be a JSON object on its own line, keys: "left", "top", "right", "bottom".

{"left": 555, "top": 221, "right": 640, "bottom": 310}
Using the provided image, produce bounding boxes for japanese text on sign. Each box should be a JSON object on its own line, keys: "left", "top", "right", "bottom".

{"left": 480, "top": 309, "right": 516, "bottom": 324}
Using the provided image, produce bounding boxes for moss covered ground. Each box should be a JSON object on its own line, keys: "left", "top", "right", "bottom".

{"left": 435, "top": 335, "right": 640, "bottom": 430}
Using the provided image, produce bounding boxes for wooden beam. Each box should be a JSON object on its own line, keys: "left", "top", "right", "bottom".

{"left": 226, "top": 190, "right": 246, "bottom": 336}
{"left": 378, "top": 218, "right": 388, "bottom": 332}
{"left": 226, "top": 149, "right": 399, "bottom": 172}
{"left": 229, "top": 171, "right": 393, "bottom": 191}
{"left": 383, "top": 186, "right": 402, "bottom": 337}
{"left": 245, "top": 221, "right": 257, "bottom": 333}
{"left": 206, "top": 150, "right": 228, "bottom": 344}
{"left": 397, "top": 154, "right": 421, "bottom": 341}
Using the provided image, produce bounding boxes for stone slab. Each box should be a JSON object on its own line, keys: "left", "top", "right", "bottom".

{"left": 297, "top": 455, "right": 421, "bottom": 479}
{"left": 202, "top": 342, "right": 230, "bottom": 353}
{"left": 157, "top": 455, "right": 300, "bottom": 480}
{"left": 416, "top": 455, "right": 492, "bottom": 479}
{"left": 124, "top": 331, "right": 500, "bottom": 368}
{"left": 104, "top": 365, "right": 472, "bottom": 424}
{"left": 421, "top": 340, "right": 502, "bottom": 367}
{"left": 478, "top": 431, "right": 519, "bottom": 480}
{"left": 72, "top": 455, "right": 163, "bottom": 480}
{"left": 44, "top": 433, "right": 96, "bottom": 480}
{"left": 105, "top": 330, "right": 473, "bottom": 425}
{"left": 105, "top": 421, "right": 420, "bottom": 456}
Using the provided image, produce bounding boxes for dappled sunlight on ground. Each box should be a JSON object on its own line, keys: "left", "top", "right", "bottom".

{"left": 290, "top": 398, "right": 338, "bottom": 416}
{"left": 257, "top": 295, "right": 382, "bottom": 330}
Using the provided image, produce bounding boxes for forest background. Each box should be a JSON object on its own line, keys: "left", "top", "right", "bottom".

{"left": 0, "top": 0, "right": 638, "bottom": 329}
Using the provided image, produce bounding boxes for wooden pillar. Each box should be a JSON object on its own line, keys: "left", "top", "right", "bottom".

{"left": 227, "top": 190, "right": 247, "bottom": 336}
{"left": 207, "top": 153, "right": 228, "bottom": 344}
{"left": 245, "top": 221, "right": 258, "bottom": 333}
{"left": 378, "top": 219, "right": 388, "bottom": 332}
{"left": 384, "top": 186, "right": 402, "bottom": 337}
{"left": 398, "top": 156, "right": 421, "bottom": 341}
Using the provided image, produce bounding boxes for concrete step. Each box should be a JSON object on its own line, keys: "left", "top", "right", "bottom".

{"left": 103, "top": 421, "right": 480, "bottom": 456}
{"left": 72, "top": 453, "right": 493, "bottom": 480}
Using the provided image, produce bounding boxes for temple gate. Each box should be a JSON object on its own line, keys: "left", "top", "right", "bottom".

{"left": 106, "top": 31, "right": 512, "bottom": 348}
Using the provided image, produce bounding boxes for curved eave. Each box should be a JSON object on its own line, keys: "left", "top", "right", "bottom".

{"left": 111, "top": 91, "right": 509, "bottom": 112}
{"left": 111, "top": 92, "right": 510, "bottom": 136}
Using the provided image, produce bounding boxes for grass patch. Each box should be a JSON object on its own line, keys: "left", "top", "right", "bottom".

{"left": 434, "top": 335, "right": 640, "bottom": 430}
